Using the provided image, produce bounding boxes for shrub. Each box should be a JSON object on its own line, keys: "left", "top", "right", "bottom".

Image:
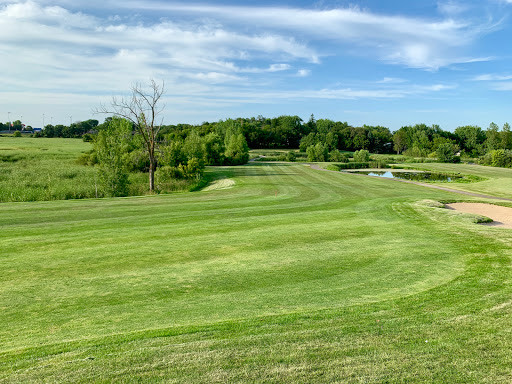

{"left": 76, "top": 150, "right": 98, "bottom": 166}
{"left": 286, "top": 151, "right": 296, "bottom": 162}
{"left": 353, "top": 149, "right": 370, "bottom": 162}
{"left": 335, "top": 162, "right": 370, "bottom": 169}
{"left": 307, "top": 143, "right": 328, "bottom": 162}
{"left": 13, "top": 131, "right": 22, "bottom": 137}
{"left": 369, "top": 160, "right": 389, "bottom": 169}
{"left": 329, "top": 150, "right": 349, "bottom": 162}
{"left": 482, "top": 149, "right": 512, "bottom": 167}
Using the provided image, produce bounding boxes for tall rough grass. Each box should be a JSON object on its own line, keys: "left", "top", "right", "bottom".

{"left": 0, "top": 137, "right": 200, "bottom": 202}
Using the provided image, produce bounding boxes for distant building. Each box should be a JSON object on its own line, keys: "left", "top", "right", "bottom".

{"left": 33, "top": 128, "right": 43, "bottom": 132}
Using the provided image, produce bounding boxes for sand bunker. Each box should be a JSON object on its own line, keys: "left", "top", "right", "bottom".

{"left": 203, "top": 178, "right": 235, "bottom": 191}
{"left": 446, "top": 203, "right": 512, "bottom": 228}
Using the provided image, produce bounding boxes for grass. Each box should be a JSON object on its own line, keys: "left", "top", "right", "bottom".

{"left": 393, "top": 162, "right": 512, "bottom": 199}
{"left": 0, "top": 137, "right": 199, "bottom": 201}
{"left": 1, "top": 161, "right": 512, "bottom": 382}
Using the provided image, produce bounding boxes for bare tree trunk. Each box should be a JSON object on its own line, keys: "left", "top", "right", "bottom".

{"left": 149, "top": 164, "right": 155, "bottom": 192}
{"left": 149, "top": 157, "right": 155, "bottom": 192}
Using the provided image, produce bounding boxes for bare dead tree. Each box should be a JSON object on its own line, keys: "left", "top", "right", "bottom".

{"left": 96, "top": 79, "right": 165, "bottom": 192}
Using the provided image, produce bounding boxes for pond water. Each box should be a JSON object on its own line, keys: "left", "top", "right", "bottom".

{"left": 350, "top": 170, "right": 462, "bottom": 182}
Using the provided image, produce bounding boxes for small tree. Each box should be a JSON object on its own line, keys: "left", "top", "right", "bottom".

{"left": 225, "top": 134, "right": 249, "bottom": 165}
{"left": 353, "top": 149, "right": 370, "bottom": 162}
{"left": 96, "top": 79, "right": 165, "bottom": 192}
{"left": 306, "top": 143, "right": 328, "bottom": 162}
{"left": 95, "top": 118, "right": 131, "bottom": 196}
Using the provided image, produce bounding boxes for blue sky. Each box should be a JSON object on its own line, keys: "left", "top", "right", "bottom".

{"left": 1, "top": 0, "right": 512, "bottom": 131}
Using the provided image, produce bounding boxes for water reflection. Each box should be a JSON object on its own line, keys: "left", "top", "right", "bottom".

{"left": 350, "top": 170, "right": 462, "bottom": 182}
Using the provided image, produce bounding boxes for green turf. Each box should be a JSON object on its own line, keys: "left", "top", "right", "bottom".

{"left": 1, "top": 162, "right": 512, "bottom": 382}
{"left": 392, "top": 162, "right": 512, "bottom": 199}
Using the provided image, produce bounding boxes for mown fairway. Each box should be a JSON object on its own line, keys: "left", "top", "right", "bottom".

{"left": 1, "top": 163, "right": 512, "bottom": 382}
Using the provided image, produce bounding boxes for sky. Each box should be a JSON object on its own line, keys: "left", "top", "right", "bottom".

{"left": 1, "top": 0, "right": 512, "bottom": 131}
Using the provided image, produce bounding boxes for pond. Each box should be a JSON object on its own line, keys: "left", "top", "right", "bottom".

{"left": 348, "top": 170, "right": 463, "bottom": 182}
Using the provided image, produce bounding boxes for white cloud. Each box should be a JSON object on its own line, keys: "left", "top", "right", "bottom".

{"left": 0, "top": 1, "right": 317, "bottom": 97}
{"left": 268, "top": 64, "right": 291, "bottom": 72}
{"left": 473, "top": 74, "right": 512, "bottom": 81}
{"left": 296, "top": 69, "right": 311, "bottom": 77}
{"left": 377, "top": 77, "right": 407, "bottom": 84}
{"left": 119, "top": 1, "right": 498, "bottom": 70}
{"left": 0, "top": 1, "right": 496, "bottom": 124}
{"left": 437, "top": 1, "right": 469, "bottom": 15}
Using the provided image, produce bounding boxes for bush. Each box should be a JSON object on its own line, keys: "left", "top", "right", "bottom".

{"left": 13, "top": 131, "right": 22, "bottom": 137}
{"left": 353, "top": 149, "right": 370, "bottom": 162}
{"left": 369, "top": 160, "right": 389, "bottom": 169}
{"left": 286, "top": 151, "right": 296, "bottom": 162}
{"left": 325, "top": 164, "right": 341, "bottom": 171}
{"left": 307, "top": 143, "right": 328, "bottom": 162}
{"left": 334, "top": 162, "right": 370, "bottom": 169}
{"left": 75, "top": 151, "right": 98, "bottom": 166}
{"left": 480, "top": 149, "right": 512, "bottom": 168}
{"left": 329, "top": 150, "right": 349, "bottom": 162}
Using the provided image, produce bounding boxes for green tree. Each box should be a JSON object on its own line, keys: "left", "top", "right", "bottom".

{"left": 485, "top": 122, "right": 501, "bottom": 151}
{"left": 204, "top": 133, "right": 225, "bottom": 165}
{"left": 353, "top": 149, "right": 370, "bottom": 162}
{"left": 97, "top": 79, "right": 165, "bottom": 192}
{"left": 393, "top": 129, "right": 408, "bottom": 154}
{"left": 454, "top": 125, "right": 485, "bottom": 156}
{"left": 94, "top": 118, "right": 132, "bottom": 197}
{"left": 306, "top": 143, "right": 328, "bottom": 162}
{"left": 436, "top": 143, "right": 459, "bottom": 163}
{"left": 501, "top": 123, "right": 512, "bottom": 150}
{"left": 225, "top": 134, "right": 249, "bottom": 165}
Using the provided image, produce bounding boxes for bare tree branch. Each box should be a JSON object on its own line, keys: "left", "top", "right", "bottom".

{"left": 94, "top": 79, "right": 166, "bottom": 192}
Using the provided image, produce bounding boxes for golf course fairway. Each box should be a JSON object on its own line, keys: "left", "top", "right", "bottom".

{"left": 1, "top": 163, "right": 511, "bottom": 382}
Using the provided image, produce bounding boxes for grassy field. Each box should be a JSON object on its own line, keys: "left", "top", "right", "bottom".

{"left": 0, "top": 137, "right": 200, "bottom": 202}
{"left": 1, "top": 161, "right": 512, "bottom": 382}
{"left": 0, "top": 137, "right": 97, "bottom": 201}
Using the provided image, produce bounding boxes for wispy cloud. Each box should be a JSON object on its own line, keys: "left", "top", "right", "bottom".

{"left": 377, "top": 77, "right": 408, "bottom": 84}
{"left": 472, "top": 73, "right": 512, "bottom": 91}
{"left": 115, "top": 1, "right": 499, "bottom": 70}
{"left": 437, "top": 1, "right": 470, "bottom": 15}
{"left": 0, "top": 0, "right": 502, "bottom": 125}
{"left": 473, "top": 74, "right": 512, "bottom": 81}
{"left": 296, "top": 69, "right": 311, "bottom": 77}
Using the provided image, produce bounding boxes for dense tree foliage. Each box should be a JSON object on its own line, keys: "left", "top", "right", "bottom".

{"left": 38, "top": 119, "right": 99, "bottom": 138}
{"left": 26, "top": 111, "right": 512, "bottom": 168}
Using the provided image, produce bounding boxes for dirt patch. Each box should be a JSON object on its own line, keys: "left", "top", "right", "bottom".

{"left": 445, "top": 203, "right": 512, "bottom": 228}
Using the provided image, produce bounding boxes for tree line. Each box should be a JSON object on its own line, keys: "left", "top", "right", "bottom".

{"left": 28, "top": 113, "right": 512, "bottom": 162}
